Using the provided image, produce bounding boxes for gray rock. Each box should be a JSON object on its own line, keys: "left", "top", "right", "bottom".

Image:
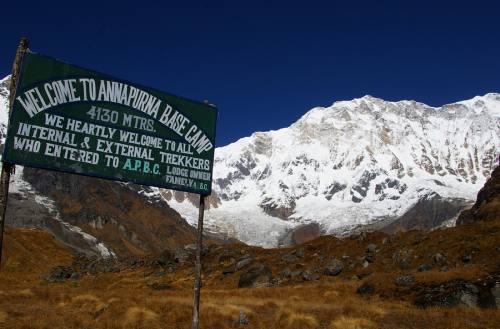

{"left": 432, "top": 252, "right": 447, "bottom": 265}
{"left": 324, "top": 259, "right": 343, "bottom": 276}
{"left": 239, "top": 253, "right": 252, "bottom": 259}
{"left": 222, "top": 264, "right": 236, "bottom": 275}
{"left": 45, "top": 266, "right": 76, "bottom": 283}
{"left": 418, "top": 264, "right": 432, "bottom": 272}
{"left": 415, "top": 282, "right": 480, "bottom": 308}
{"left": 399, "top": 259, "right": 411, "bottom": 270}
{"left": 270, "top": 277, "right": 282, "bottom": 286}
{"left": 184, "top": 244, "right": 197, "bottom": 251}
{"left": 461, "top": 254, "right": 472, "bottom": 263}
{"left": 174, "top": 247, "right": 192, "bottom": 263}
{"left": 395, "top": 275, "right": 415, "bottom": 286}
{"left": 236, "top": 258, "right": 253, "bottom": 271}
{"left": 281, "top": 253, "right": 298, "bottom": 263}
{"left": 366, "top": 243, "right": 377, "bottom": 254}
{"left": 392, "top": 249, "right": 412, "bottom": 269}
{"left": 457, "top": 284, "right": 479, "bottom": 307}
{"left": 294, "top": 249, "right": 305, "bottom": 258}
{"left": 237, "top": 310, "right": 249, "bottom": 325}
{"left": 463, "top": 283, "right": 479, "bottom": 294}
{"left": 302, "top": 270, "right": 320, "bottom": 281}
{"left": 157, "top": 250, "right": 176, "bottom": 266}
{"left": 153, "top": 271, "right": 166, "bottom": 277}
{"left": 364, "top": 253, "right": 375, "bottom": 263}
{"left": 458, "top": 292, "right": 478, "bottom": 307}
{"left": 70, "top": 272, "right": 80, "bottom": 280}
{"left": 238, "top": 265, "right": 272, "bottom": 288}
{"left": 356, "top": 283, "right": 375, "bottom": 295}
{"left": 491, "top": 282, "right": 500, "bottom": 308}
{"left": 281, "top": 268, "right": 292, "bottom": 278}
{"left": 178, "top": 244, "right": 209, "bottom": 258}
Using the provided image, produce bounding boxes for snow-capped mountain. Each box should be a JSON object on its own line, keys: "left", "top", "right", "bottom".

{"left": 168, "top": 94, "right": 499, "bottom": 246}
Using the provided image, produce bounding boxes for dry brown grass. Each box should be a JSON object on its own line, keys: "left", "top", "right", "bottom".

{"left": 278, "top": 310, "right": 319, "bottom": 329}
{"left": 1, "top": 226, "right": 500, "bottom": 328}
{"left": 0, "top": 310, "right": 7, "bottom": 323}
{"left": 123, "top": 306, "right": 159, "bottom": 328}
{"left": 329, "top": 316, "right": 376, "bottom": 329}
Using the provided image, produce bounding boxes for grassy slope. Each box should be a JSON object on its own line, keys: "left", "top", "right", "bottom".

{"left": 1, "top": 221, "right": 499, "bottom": 329}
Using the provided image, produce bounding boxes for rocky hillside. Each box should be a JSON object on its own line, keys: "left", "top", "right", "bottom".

{"left": 457, "top": 165, "right": 500, "bottom": 224}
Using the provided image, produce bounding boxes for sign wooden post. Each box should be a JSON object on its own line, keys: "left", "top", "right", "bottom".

{"left": 0, "top": 38, "right": 29, "bottom": 269}
{"left": 191, "top": 194, "right": 205, "bottom": 329}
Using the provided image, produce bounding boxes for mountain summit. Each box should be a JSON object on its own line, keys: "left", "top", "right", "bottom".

{"left": 168, "top": 93, "right": 499, "bottom": 246}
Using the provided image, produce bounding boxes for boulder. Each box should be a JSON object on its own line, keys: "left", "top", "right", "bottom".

{"left": 415, "top": 282, "right": 480, "bottom": 308}
{"left": 45, "top": 266, "right": 77, "bottom": 283}
{"left": 324, "top": 259, "right": 343, "bottom": 276}
{"left": 395, "top": 275, "right": 415, "bottom": 286}
{"left": 458, "top": 284, "right": 479, "bottom": 307}
{"left": 237, "top": 310, "right": 249, "bottom": 325}
{"left": 491, "top": 282, "right": 500, "bottom": 308}
{"left": 399, "top": 259, "right": 411, "bottom": 270}
{"left": 432, "top": 252, "right": 447, "bottom": 265}
{"left": 281, "top": 268, "right": 292, "bottom": 278}
{"left": 236, "top": 258, "right": 253, "bottom": 271}
{"left": 174, "top": 247, "right": 192, "bottom": 263}
{"left": 302, "top": 270, "right": 320, "bottom": 281}
{"left": 222, "top": 264, "right": 236, "bottom": 275}
{"left": 356, "top": 283, "right": 375, "bottom": 295}
{"left": 281, "top": 253, "right": 298, "bottom": 263}
{"left": 366, "top": 243, "right": 377, "bottom": 254}
{"left": 238, "top": 265, "right": 273, "bottom": 288}
{"left": 157, "top": 250, "right": 176, "bottom": 266}
{"left": 174, "top": 244, "right": 209, "bottom": 263}
{"left": 294, "top": 248, "right": 305, "bottom": 258}
{"left": 392, "top": 249, "right": 412, "bottom": 269}
{"left": 461, "top": 254, "right": 472, "bottom": 263}
{"left": 418, "top": 264, "right": 432, "bottom": 272}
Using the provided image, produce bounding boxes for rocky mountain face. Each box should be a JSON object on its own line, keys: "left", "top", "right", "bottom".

{"left": 457, "top": 165, "right": 500, "bottom": 224}
{"left": 168, "top": 93, "right": 499, "bottom": 246}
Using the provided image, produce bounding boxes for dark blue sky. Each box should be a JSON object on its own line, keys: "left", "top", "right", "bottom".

{"left": 2, "top": 1, "right": 499, "bottom": 146}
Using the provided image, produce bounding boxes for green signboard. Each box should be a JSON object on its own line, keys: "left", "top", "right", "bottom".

{"left": 3, "top": 53, "right": 218, "bottom": 195}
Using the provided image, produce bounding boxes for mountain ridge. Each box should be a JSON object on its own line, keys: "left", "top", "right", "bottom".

{"left": 167, "top": 91, "right": 499, "bottom": 246}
